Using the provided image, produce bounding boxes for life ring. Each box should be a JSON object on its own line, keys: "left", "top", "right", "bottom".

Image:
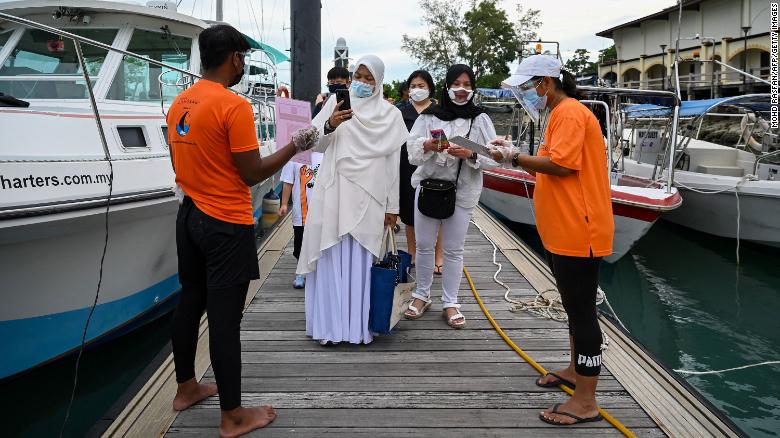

{"left": 276, "top": 85, "right": 290, "bottom": 98}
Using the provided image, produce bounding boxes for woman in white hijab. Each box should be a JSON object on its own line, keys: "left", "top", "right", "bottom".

{"left": 297, "top": 55, "right": 408, "bottom": 345}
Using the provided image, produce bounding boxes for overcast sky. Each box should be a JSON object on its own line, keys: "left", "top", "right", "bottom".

{"left": 183, "top": 0, "right": 677, "bottom": 86}
{"left": 4, "top": 0, "right": 677, "bottom": 86}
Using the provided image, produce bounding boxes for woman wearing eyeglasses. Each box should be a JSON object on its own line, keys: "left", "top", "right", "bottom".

{"left": 491, "top": 55, "right": 614, "bottom": 427}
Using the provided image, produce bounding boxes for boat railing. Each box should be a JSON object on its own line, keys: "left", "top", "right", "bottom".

{"left": 581, "top": 100, "right": 613, "bottom": 173}
{"left": 754, "top": 149, "right": 780, "bottom": 175}
{"left": 0, "top": 11, "right": 275, "bottom": 136}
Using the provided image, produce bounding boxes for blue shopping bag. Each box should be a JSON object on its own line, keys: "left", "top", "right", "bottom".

{"left": 369, "top": 227, "right": 414, "bottom": 335}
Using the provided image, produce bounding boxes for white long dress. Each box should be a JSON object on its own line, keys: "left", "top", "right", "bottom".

{"left": 297, "top": 55, "right": 408, "bottom": 344}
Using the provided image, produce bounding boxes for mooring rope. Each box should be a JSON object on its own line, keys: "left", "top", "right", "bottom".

{"left": 674, "top": 360, "right": 780, "bottom": 376}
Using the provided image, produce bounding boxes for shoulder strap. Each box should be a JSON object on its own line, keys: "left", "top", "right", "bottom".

{"left": 454, "top": 119, "right": 474, "bottom": 185}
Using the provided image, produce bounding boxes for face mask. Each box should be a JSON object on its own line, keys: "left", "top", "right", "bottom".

{"left": 228, "top": 53, "right": 246, "bottom": 88}
{"left": 327, "top": 83, "right": 348, "bottom": 93}
{"left": 351, "top": 80, "right": 374, "bottom": 98}
{"left": 521, "top": 80, "right": 548, "bottom": 110}
{"left": 448, "top": 87, "right": 473, "bottom": 106}
{"left": 409, "top": 88, "right": 429, "bottom": 102}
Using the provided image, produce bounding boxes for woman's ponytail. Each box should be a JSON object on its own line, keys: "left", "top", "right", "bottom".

{"left": 559, "top": 69, "right": 582, "bottom": 99}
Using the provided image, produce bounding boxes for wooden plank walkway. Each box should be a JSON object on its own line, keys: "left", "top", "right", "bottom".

{"left": 163, "top": 215, "right": 665, "bottom": 437}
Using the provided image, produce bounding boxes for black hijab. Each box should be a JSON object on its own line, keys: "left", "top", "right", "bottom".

{"left": 423, "top": 64, "right": 484, "bottom": 121}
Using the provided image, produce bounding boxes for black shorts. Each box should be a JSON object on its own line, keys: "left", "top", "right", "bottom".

{"left": 176, "top": 197, "right": 260, "bottom": 289}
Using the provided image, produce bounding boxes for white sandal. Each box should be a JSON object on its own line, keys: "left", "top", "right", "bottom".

{"left": 443, "top": 310, "right": 466, "bottom": 329}
{"left": 404, "top": 298, "right": 432, "bottom": 320}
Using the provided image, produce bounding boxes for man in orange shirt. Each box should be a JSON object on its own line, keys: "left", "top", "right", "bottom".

{"left": 167, "top": 24, "right": 318, "bottom": 438}
{"left": 492, "top": 55, "right": 614, "bottom": 427}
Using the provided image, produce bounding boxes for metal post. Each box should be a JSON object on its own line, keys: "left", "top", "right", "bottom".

{"left": 74, "top": 40, "right": 111, "bottom": 162}
{"left": 741, "top": 26, "right": 751, "bottom": 90}
{"left": 216, "top": 0, "right": 223, "bottom": 21}
{"left": 290, "top": 0, "right": 321, "bottom": 103}
{"left": 660, "top": 44, "right": 666, "bottom": 90}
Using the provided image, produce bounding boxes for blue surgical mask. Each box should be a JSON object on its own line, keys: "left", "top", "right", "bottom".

{"left": 521, "top": 81, "right": 548, "bottom": 110}
{"left": 351, "top": 80, "right": 374, "bottom": 98}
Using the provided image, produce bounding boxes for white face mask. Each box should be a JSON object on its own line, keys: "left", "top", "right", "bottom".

{"left": 448, "top": 87, "right": 473, "bottom": 106}
{"left": 409, "top": 88, "right": 429, "bottom": 102}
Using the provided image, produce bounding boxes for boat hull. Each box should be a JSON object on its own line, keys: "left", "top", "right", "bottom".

{"left": 621, "top": 159, "right": 780, "bottom": 246}
{"left": 0, "top": 197, "right": 180, "bottom": 381}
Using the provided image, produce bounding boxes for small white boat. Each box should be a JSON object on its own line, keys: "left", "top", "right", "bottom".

{"left": 618, "top": 95, "right": 780, "bottom": 247}
{"left": 0, "top": 1, "right": 282, "bottom": 380}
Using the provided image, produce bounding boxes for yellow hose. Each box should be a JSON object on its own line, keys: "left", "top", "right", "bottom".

{"left": 463, "top": 267, "right": 636, "bottom": 438}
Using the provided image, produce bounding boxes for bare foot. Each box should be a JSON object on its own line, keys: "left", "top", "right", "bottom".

{"left": 220, "top": 405, "right": 277, "bottom": 438}
{"left": 540, "top": 398, "right": 600, "bottom": 425}
{"left": 173, "top": 379, "right": 218, "bottom": 411}
{"left": 537, "top": 367, "right": 577, "bottom": 387}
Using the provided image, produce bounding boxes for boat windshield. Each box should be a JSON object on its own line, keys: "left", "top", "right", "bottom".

{"left": 0, "top": 28, "right": 117, "bottom": 99}
{"left": 106, "top": 28, "right": 192, "bottom": 103}
{"left": 0, "top": 29, "right": 12, "bottom": 52}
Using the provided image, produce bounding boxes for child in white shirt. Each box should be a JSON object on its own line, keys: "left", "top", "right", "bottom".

{"left": 279, "top": 152, "right": 324, "bottom": 288}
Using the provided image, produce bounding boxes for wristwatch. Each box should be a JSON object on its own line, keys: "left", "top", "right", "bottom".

{"left": 512, "top": 152, "right": 521, "bottom": 167}
{"left": 470, "top": 151, "right": 478, "bottom": 161}
{"left": 324, "top": 119, "right": 335, "bottom": 134}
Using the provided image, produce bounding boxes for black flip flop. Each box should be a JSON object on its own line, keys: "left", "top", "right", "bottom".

{"left": 536, "top": 372, "right": 576, "bottom": 390}
{"left": 433, "top": 265, "right": 443, "bottom": 276}
{"left": 539, "top": 403, "right": 603, "bottom": 426}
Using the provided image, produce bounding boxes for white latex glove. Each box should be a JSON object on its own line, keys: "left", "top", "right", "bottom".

{"left": 291, "top": 126, "right": 320, "bottom": 152}
{"left": 487, "top": 137, "right": 517, "bottom": 164}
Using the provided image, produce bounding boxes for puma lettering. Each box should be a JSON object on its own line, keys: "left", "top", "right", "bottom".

{"left": 577, "top": 354, "right": 602, "bottom": 368}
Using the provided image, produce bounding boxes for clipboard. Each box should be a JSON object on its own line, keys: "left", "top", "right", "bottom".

{"left": 449, "top": 136, "right": 492, "bottom": 157}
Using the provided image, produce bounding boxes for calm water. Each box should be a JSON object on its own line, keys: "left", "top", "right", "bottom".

{"left": 0, "top": 313, "right": 174, "bottom": 437}
{"left": 506, "top": 219, "right": 780, "bottom": 437}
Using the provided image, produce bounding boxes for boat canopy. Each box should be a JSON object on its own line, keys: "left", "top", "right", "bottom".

{"left": 242, "top": 33, "right": 289, "bottom": 65}
{"left": 624, "top": 95, "right": 771, "bottom": 119}
{"left": 477, "top": 88, "right": 514, "bottom": 99}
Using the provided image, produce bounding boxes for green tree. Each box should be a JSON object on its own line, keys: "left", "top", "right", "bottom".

{"left": 599, "top": 45, "right": 617, "bottom": 62}
{"left": 514, "top": 3, "right": 541, "bottom": 45}
{"left": 564, "top": 48, "right": 592, "bottom": 76}
{"left": 401, "top": 1, "right": 540, "bottom": 84}
{"left": 400, "top": 0, "right": 463, "bottom": 80}
{"left": 459, "top": 0, "right": 518, "bottom": 81}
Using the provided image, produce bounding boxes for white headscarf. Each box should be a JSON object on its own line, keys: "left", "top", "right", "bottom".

{"left": 311, "top": 55, "right": 408, "bottom": 203}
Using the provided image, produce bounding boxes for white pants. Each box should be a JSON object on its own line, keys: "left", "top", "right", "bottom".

{"left": 413, "top": 187, "right": 473, "bottom": 309}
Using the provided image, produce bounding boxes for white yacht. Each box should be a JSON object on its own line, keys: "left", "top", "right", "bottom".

{"left": 0, "top": 0, "right": 281, "bottom": 380}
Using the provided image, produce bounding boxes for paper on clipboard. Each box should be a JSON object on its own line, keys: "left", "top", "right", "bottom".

{"left": 275, "top": 97, "right": 313, "bottom": 164}
{"left": 449, "top": 136, "right": 492, "bottom": 157}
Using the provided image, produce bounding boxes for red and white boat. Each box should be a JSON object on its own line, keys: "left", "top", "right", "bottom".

{"left": 481, "top": 168, "right": 682, "bottom": 262}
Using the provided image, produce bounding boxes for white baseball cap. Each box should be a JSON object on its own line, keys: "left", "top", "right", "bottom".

{"left": 502, "top": 55, "right": 562, "bottom": 88}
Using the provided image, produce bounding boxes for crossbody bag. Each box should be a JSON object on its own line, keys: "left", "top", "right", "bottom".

{"left": 417, "top": 120, "right": 473, "bottom": 220}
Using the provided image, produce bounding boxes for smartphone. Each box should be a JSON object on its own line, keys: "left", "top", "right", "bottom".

{"left": 335, "top": 89, "right": 351, "bottom": 112}
{"left": 430, "top": 129, "right": 449, "bottom": 150}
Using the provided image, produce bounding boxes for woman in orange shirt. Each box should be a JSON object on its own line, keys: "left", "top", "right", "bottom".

{"left": 491, "top": 55, "right": 614, "bottom": 426}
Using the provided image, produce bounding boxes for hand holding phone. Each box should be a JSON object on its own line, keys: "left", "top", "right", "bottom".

{"left": 430, "top": 129, "right": 450, "bottom": 151}
{"left": 329, "top": 90, "right": 353, "bottom": 128}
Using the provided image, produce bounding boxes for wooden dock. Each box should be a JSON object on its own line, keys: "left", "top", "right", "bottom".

{"left": 103, "top": 207, "right": 741, "bottom": 438}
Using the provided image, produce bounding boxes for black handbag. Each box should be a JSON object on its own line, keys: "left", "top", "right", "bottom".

{"left": 417, "top": 121, "right": 472, "bottom": 220}
{"left": 417, "top": 161, "right": 463, "bottom": 219}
